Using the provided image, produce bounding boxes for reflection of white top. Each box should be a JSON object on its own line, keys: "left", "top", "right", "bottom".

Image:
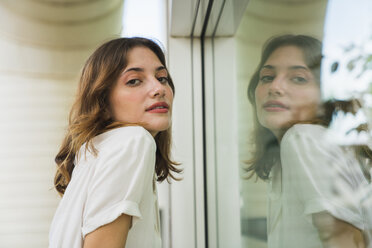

{"left": 49, "top": 126, "right": 162, "bottom": 248}
{"left": 268, "top": 124, "right": 372, "bottom": 248}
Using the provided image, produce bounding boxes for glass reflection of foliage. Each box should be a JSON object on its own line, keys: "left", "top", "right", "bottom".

{"left": 331, "top": 40, "right": 372, "bottom": 92}
{"left": 327, "top": 33, "right": 372, "bottom": 144}
{"left": 327, "top": 35, "right": 372, "bottom": 182}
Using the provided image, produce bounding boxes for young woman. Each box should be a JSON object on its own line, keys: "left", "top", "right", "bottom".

{"left": 246, "top": 34, "right": 372, "bottom": 248}
{"left": 49, "top": 37, "right": 181, "bottom": 247}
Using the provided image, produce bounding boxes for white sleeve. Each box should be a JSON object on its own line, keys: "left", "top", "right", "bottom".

{"left": 280, "top": 125, "right": 364, "bottom": 229}
{"left": 81, "top": 127, "right": 156, "bottom": 238}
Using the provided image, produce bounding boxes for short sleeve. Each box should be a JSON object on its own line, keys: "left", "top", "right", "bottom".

{"left": 81, "top": 126, "right": 156, "bottom": 238}
{"left": 280, "top": 124, "right": 364, "bottom": 229}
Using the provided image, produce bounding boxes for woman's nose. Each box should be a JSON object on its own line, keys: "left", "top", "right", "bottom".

{"left": 150, "top": 78, "right": 166, "bottom": 98}
{"left": 268, "top": 77, "right": 285, "bottom": 96}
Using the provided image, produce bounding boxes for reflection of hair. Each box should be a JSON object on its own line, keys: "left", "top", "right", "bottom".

{"left": 54, "top": 37, "right": 181, "bottom": 195}
{"left": 246, "top": 34, "right": 323, "bottom": 180}
{"left": 246, "top": 34, "right": 372, "bottom": 181}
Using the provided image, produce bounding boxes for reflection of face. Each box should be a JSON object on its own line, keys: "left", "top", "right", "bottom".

{"left": 255, "top": 45, "right": 321, "bottom": 139}
{"left": 109, "top": 46, "right": 174, "bottom": 137}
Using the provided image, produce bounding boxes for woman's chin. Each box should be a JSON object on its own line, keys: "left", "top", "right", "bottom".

{"left": 144, "top": 122, "right": 171, "bottom": 136}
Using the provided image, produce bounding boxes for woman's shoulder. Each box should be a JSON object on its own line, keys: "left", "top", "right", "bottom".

{"left": 286, "top": 123, "right": 326, "bottom": 137}
{"left": 280, "top": 124, "right": 338, "bottom": 155}
{"left": 75, "top": 126, "right": 156, "bottom": 164}
{"left": 280, "top": 124, "right": 352, "bottom": 166}
{"left": 94, "top": 126, "right": 156, "bottom": 151}
{"left": 98, "top": 126, "right": 154, "bottom": 143}
{"left": 281, "top": 124, "right": 328, "bottom": 145}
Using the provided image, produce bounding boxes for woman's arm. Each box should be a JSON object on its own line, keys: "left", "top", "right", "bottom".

{"left": 312, "top": 212, "right": 365, "bottom": 248}
{"left": 83, "top": 214, "right": 132, "bottom": 248}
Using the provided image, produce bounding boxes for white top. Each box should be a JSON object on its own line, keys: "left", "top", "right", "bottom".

{"left": 268, "top": 124, "right": 372, "bottom": 248}
{"left": 49, "top": 126, "right": 162, "bottom": 248}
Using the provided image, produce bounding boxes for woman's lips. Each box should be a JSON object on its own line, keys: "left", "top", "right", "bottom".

{"left": 146, "top": 102, "right": 169, "bottom": 113}
{"left": 263, "top": 101, "right": 288, "bottom": 112}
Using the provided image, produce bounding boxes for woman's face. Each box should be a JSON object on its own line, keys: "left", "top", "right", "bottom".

{"left": 255, "top": 45, "right": 321, "bottom": 139}
{"left": 109, "top": 46, "right": 174, "bottom": 137}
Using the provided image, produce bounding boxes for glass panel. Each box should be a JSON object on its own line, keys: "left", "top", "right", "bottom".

{"left": 208, "top": 0, "right": 372, "bottom": 247}
{"left": 234, "top": 1, "right": 328, "bottom": 247}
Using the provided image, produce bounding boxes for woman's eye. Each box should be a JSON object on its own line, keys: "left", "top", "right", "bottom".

{"left": 157, "top": 77, "right": 169, "bottom": 84}
{"left": 292, "top": 77, "right": 307, "bottom": 84}
{"left": 260, "top": 75, "right": 274, "bottom": 83}
{"left": 126, "top": 79, "right": 141, "bottom": 86}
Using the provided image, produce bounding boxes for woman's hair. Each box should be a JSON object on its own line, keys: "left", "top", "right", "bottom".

{"left": 54, "top": 37, "right": 181, "bottom": 196}
{"left": 246, "top": 34, "right": 323, "bottom": 180}
{"left": 246, "top": 34, "right": 372, "bottom": 181}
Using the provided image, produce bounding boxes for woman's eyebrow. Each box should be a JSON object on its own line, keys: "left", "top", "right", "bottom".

{"left": 123, "top": 66, "right": 167, "bottom": 75}
{"left": 261, "top": 65, "right": 274, "bottom": 70}
{"left": 261, "top": 65, "right": 309, "bottom": 71}
{"left": 123, "top": 67, "right": 143, "bottom": 74}
{"left": 156, "top": 66, "right": 167, "bottom": 72}
{"left": 288, "top": 65, "right": 309, "bottom": 71}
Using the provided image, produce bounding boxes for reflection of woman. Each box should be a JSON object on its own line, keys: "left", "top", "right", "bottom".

{"left": 49, "top": 37, "right": 181, "bottom": 247}
{"left": 246, "top": 34, "right": 372, "bottom": 248}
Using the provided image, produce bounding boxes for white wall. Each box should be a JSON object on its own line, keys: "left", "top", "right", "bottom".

{"left": 0, "top": 1, "right": 123, "bottom": 246}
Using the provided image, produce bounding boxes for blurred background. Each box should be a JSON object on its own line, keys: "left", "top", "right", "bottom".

{"left": 0, "top": 0, "right": 371, "bottom": 247}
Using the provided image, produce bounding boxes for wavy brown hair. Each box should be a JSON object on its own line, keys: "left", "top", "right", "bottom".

{"left": 54, "top": 37, "right": 181, "bottom": 196}
{"left": 246, "top": 34, "right": 372, "bottom": 181}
